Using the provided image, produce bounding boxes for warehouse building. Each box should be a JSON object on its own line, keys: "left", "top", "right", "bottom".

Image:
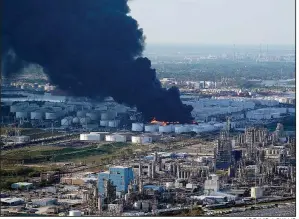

{"left": 1, "top": 197, "right": 24, "bottom": 206}
{"left": 11, "top": 182, "right": 33, "bottom": 190}
{"left": 31, "top": 198, "right": 58, "bottom": 207}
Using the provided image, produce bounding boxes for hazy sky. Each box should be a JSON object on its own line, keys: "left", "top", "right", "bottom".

{"left": 129, "top": 0, "right": 295, "bottom": 45}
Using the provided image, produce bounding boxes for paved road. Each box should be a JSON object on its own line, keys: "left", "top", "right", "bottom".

{"left": 225, "top": 204, "right": 296, "bottom": 217}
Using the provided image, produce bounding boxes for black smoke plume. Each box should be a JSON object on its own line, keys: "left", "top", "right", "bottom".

{"left": 1, "top": 0, "right": 194, "bottom": 123}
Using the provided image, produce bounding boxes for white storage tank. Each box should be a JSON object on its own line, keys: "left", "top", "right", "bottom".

{"left": 144, "top": 125, "right": 159, "bottom": 132}
{"left": 131, "top": 136, "right": 152, "bottom": 144}
{"left": 16, "top": 112, "right": 29, "bottom": 119}
{"left": 77, "top": 111, "right": 87, "bottom": 117}
{"left": 100, "top": 120, "right": 109, "bottom": 127}
{"left": 288, "top": 108, "right": 295, "bottom": 113}
{"left": 72, "top": 117, "right": 80, "bottom": 124}
{"left": 52, "top": 106, "right": 63, "bottom": 112}
{"left": 86, "top": 112, "right": 100, "bottom": 121}
{"left": 105, "top": 134, "right": 126, "bottom": 142}
{"left": 192, "top": 126, "right": 205, "bottom": 133}
{"left": 69, "top": 210, "right": 82, "bottom": 216}
{"left": 95, "top": 106, "right": 108, "bottom": 111}
{"left": 213, "top": 123, "right": 224, "bottom": 130}
{"left": 159, "top": 125, "right": 172, "bottom": 133}
{"left": 132, "top": 123, "right": 144, "bottom": 132}
{"left": 108, "top": 120, "right": 120, "bottom": 128}
{"left": 251, "top": 187, "right": 263, "bottom": 199}
{"left": 174, "top": 125, "right": 188, "bottom": 134}
{"left": 45, "top": 112, "right": 58, "bottom": 120}
{"left": 80, "top": 117, "right": 91, "bottom": 125}
{"left": 114, "top": 106, "right": 127, "bottom": 113}
{"left": 61, "top": 117, "right": 73, "bottom": 126}
{"left": 30, "top": 111, "right": 44, "bottom": 120}
{"left": 80, "top": 133, "right": 103, "bottom": 141}
{"left": 101, "top": 112, "right": 109, "bottom": 120}
{"left": 101, "top": 111, "right": 117, "bottom": 120}
{"left": 10, "top": 105, "right": 26, "bottom": 113}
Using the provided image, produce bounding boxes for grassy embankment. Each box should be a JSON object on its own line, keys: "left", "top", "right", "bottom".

{"left": 0, "top": 142, "right": 144, "bottom": 190}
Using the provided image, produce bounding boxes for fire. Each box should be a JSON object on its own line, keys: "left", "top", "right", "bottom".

{"left": 150, "top": 117, "right": 180, "bottom": 126}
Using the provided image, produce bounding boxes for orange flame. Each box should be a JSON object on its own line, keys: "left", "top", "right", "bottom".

{"left": 150, "top": 117, "right": 180, "bottom": 126}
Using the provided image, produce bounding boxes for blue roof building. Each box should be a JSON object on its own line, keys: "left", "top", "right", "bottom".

{"left": 98, "top": 166, "right": 134, "bottom": 198}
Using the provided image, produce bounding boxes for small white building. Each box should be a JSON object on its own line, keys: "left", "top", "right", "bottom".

{"left": 251, "top": 187, "right": 263, "bottom": 199}
{"left": 13, "top": 136, "right": 30, "bottom": 144}
{"left": 204, "top": 174, "right": 219, "bottom": 193}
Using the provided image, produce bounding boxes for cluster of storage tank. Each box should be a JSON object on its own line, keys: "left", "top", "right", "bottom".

{"left": 131, "top": 122, "right": 227, "bottom": 134}
{"left": 11, "top": 102, "right": 67, "bottom": 120}
{"left": 80, "top": 132, "right": 154, "bottom": 144}
{"left": 246, "top": 107, "right": 288, "bottom": 120}
{"left": 184, "top": 98, "right": 256, "bottom": 121}
{"left": 10, "top": 102, "right": 131, "bottom": 129}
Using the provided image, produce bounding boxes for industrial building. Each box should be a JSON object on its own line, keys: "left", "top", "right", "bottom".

{"left": 98, "top": 166, "right": 135, "bottom": 198}
{"left": 214, "top": 131, "right": 232, "bottom": 170}
{"left": 1, "top": 197, "right": 25, "bottom": 206}
{"left": 31, "top": 198, "right": 58, "bottom": 207}
{"left": 11, "top": 182, "right": 33, "bottom": 190}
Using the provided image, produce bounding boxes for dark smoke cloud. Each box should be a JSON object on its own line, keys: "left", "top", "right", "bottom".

{"left": 2, "top": 0, "right": 194, "bottom": 123}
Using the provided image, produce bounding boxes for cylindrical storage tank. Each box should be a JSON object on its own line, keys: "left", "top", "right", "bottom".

{"left": 174, "top": 125, "right": 185, "bottom": 134}
{"left": 101, "top": 112, "right": 109, "bottom": 120}
{"left": 214, "top": 123, "right": 224, "bottom": 130}
{"left": 52, "top": 106, "right": 62, "bottom": 112}
{"left": 108, "top": 120, "right": 120, "bottom": 128}
{"left": 77, "top": 111, "right": 87, "bottom": 118}
{"left": 95, "top": 106, "right": 108, "bottom": 111}
{"left": 80, "top": 117, "right": 91, "bottom": 125}
{"left": 131, "top": 136, "right": 152, "bottom": 144}
{"left": 16, "top": 112, "right": 29, "bottom": 119}
{"left": 271, "top": 113, "right": 281, "bottom": 119}
{"left": 114, "top": 106, "right": 127, "bottom": 113}
{"left": 61, "top": 117, "right": 73, "bottom": 126}
{"left": 86, "top": 112, "right": 99, "bottom": 121}
{"left": 100, "top": 120, "right": 109, "bottom": 127}
{"left": 159, "top": 125, "right": 172, "bottom": 133}
{"left": 192, "top": 126, "right": 204, "bottom": 133}
{"left": 72, "top": 117, "right": 80, "bottom": 124}
{"left": 113, "top": 135, "right": 126, "bottom": 142}
{"left": 69, "top": 210, "right": 82, "bottom": 216}
{"left": 105, "top": 135, "right": 115, "bottom": 142}
{"left": 106, "top": 134, "right": 126, "bottom": 142}
{"left": 45, "top": 112, "right": 58, "bottom": 120}
{"left": 131, "top": 136, "right": 141, "bottom": 144}
{"left": 10, "top": 105, "right": 25, "bottom": 113}
{"left": 132, "top": 123, "right": 144, "bottom": 132}
{"left": 30, "top": 111, "right": 44, "bottom": 120}
{"left": 144, "top": 125, "right": 159, "bottom": 132}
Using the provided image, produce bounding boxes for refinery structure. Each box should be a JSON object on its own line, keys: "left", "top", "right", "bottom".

{"left": 0, "top": 0, "right": 295, "bottom": 216}
{"left": 0, "top": 87, "right": 296, "bottom": 216}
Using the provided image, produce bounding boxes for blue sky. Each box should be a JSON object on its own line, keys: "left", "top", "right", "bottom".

{"left": 129, "top": 0, "right": 295, "bottom": 45}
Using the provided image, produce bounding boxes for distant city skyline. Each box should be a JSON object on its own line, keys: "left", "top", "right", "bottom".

{"left": 129, "top": 0, "right": 295, "bottom": 45}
